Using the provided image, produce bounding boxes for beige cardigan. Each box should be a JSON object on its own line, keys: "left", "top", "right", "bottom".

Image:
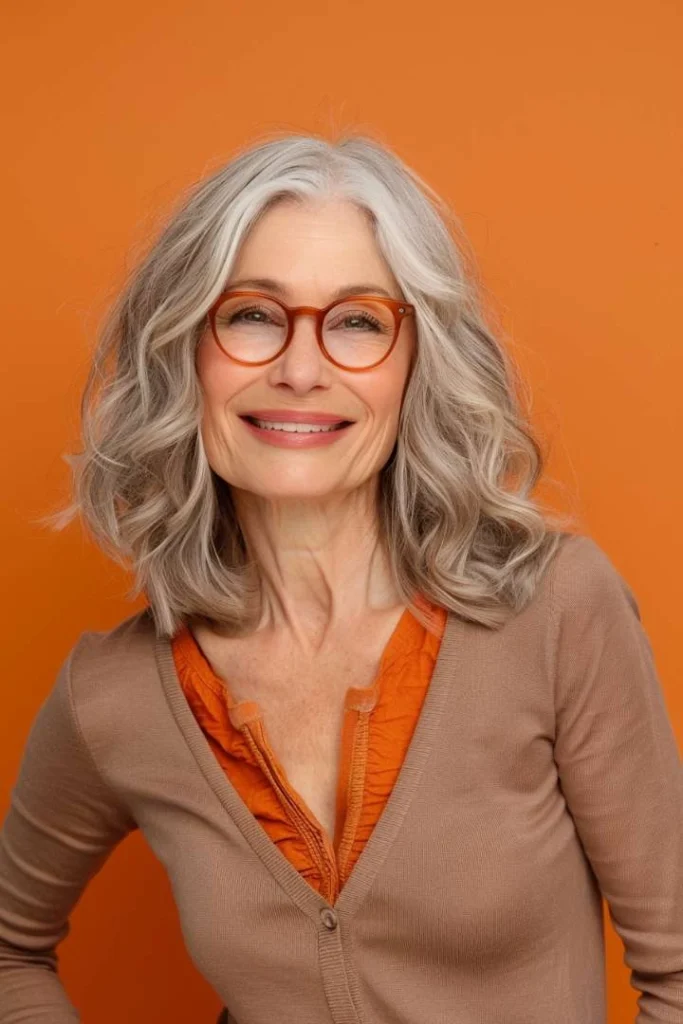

{"left": 1, "top": 532, "right": 682, "bottom": 1023}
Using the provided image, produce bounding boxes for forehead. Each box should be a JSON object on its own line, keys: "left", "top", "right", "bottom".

{"left": 229, "top": 197, "right": 398, "bottom": 290}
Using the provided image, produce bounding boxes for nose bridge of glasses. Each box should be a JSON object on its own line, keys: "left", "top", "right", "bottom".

{"left": 290, "top": 304, "right": 322, "bottom": 316}
{"left": 289, "top": 304, "right": 324, "bottom": 323}
{"left": 287, "top": 304, "right": 326, "bottom": 342}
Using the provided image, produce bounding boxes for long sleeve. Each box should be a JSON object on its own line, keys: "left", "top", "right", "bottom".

{"left": 551, "top": 537, "right": 683, "bottom": 1022}
{"left": 0, "top": 636, "right": 138, "bottom": 1022}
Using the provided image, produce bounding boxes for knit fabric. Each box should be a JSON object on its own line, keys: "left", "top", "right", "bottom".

{"left": 1, "top": 532, "right": 682, "bottom": 1022}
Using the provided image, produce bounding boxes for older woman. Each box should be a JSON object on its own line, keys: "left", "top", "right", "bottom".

{"left": 0, "top": 134, "right": 681, "bottom": 1024}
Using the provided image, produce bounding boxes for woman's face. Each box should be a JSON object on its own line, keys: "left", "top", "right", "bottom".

{"left": 195, "top": 197, "right": 416, "bottom": 501}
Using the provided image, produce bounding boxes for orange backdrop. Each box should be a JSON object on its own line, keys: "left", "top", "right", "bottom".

{"left": 1, "top": 1, "right": 681, "bottom": 1020}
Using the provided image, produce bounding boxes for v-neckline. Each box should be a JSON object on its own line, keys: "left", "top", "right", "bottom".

{"left": 153, "top": 608, "right": 464, "bottom": 923}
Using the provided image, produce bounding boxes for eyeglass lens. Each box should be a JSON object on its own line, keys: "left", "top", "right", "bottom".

{"left": 212, "top": 295, "right": 396, "bottom": 368}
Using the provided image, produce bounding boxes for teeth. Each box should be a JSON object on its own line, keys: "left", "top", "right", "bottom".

{"left": 252, "top": 419, "right": 343, "bottom": 433}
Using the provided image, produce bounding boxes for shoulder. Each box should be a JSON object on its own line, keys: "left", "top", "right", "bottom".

{"left": 67, "top": 607, "right": 162, "bottom": 746}
{"left": 547, "top": 531, "right": 641, "bottom": 623}
{"left": 71, "top": 607, "right": 158, "bottom": 677}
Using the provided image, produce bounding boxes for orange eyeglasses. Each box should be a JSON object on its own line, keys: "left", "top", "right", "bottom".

{"left": 206, "top": 290, "right": 415, "bottom": 372}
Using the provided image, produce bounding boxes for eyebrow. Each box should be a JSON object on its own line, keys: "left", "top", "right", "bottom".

{"left": 225, "top": 277, "right": 395, "bottom": 302}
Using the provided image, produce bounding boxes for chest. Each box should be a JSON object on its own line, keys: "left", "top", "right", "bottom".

{"left": 146, "top": 621, "right": 583, "bottom": 1017}
{"left": 190, "top": 609, "right": 406, "bottom": 840}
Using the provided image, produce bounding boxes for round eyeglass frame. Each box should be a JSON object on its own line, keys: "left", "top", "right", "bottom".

{"left": 206, "top": 289, "right": 416, "bottom": 372}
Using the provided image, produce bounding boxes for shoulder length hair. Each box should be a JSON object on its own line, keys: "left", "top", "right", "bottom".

{"left": 42, "top": 131, "right": 576, "bottom": 638}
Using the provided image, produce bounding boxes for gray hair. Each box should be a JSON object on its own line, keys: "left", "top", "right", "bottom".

{"left": 41, "top": 130, "right": 576, "bottom": 638}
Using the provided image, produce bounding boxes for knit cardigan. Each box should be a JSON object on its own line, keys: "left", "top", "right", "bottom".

{"left": 1, "top": 532, "right": 682, "bottom": 1023}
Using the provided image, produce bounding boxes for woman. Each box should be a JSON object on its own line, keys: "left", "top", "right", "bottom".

{"left": 0, "top": 133, "right": 681, "bottom": 1023}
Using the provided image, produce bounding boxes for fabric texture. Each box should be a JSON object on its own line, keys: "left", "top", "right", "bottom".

{"left": 1, "top": 531, "right": 682, "bottom": 1023}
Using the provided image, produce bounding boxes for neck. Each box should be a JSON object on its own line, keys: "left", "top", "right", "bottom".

{"left": 230, "top": 480, "right": 401, "bottom": 645}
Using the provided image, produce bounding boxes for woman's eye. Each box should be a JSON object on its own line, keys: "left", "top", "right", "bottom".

{"left": 337, "top": 314, "right": 383, "bottom": 332}
{"left": 231, "top": 307, "right": 274, "bottom": 324}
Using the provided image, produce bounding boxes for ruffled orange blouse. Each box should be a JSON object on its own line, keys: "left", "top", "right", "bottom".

{"left": 171, "top": 595, "right": 447, "bottom": 905}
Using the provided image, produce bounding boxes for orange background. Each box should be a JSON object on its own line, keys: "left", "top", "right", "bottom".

{"left": 1, "top": 1, "right": 681, "bottom": 1020}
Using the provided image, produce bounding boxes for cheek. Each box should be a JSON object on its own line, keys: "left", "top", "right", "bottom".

{"left": 196, "top": 331, "right": 241, "bottom": 404}
{"left": 195, "top": 331, "right": 220, "bottom": 390}
{"left": 366, "top": 359, "right": 412, "bottom": 425}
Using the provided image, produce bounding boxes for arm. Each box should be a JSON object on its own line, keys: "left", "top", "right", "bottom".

{"left": 551, "top": 536, "right": 683, "bottom": 1022}
{"left": 0, "top": 636, "right": 137, "bottom": 1022}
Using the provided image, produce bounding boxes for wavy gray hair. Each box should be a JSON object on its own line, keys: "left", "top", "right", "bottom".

{"left": 42, "top": 131, "right": 576, "bottom": 638}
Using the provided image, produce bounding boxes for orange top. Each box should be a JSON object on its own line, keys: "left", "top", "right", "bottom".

{"left": 171, "top": 596, "right": 447, "bottom": 905}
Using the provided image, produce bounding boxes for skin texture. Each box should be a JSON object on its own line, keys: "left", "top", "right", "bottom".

{"left": 195, "top": 196, "right": 416, "bottom": 656}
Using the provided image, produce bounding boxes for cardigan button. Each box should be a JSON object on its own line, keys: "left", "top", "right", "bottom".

{"left": 320, "top": 908, "right": 338, "bottom": 930}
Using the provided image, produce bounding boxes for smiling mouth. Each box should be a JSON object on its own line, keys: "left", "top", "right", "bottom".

{"left": 241, "top": 416, "right": 353, "bottom": 433}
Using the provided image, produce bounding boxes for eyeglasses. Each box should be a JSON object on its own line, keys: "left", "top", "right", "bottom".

{"left": 206, "top": 290, "right": 415, "bottom": 372}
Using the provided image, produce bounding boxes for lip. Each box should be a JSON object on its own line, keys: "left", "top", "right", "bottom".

{"left": 240, "top": 409, "right": 354, "bottom": 425}
{"left": 239, "top": 416, "right": 355, "bottom": 448}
